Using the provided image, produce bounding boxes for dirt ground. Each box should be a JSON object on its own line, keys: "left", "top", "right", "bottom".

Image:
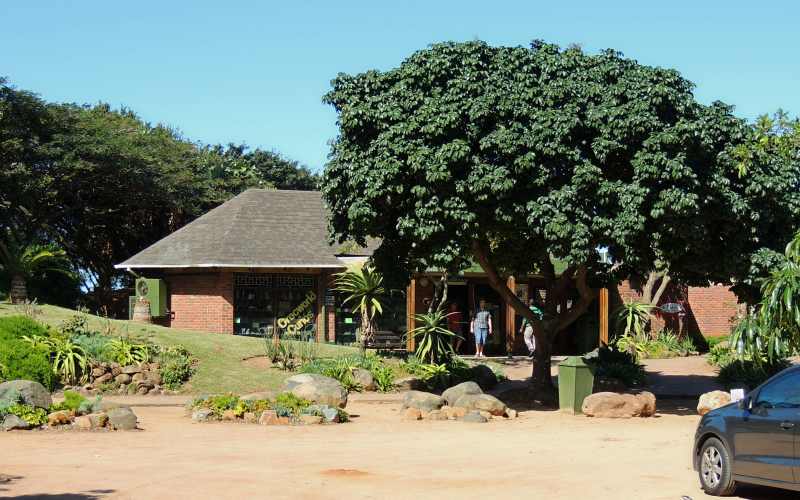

{"left": 2, "top": 394, "right": 793, "bottom": 500}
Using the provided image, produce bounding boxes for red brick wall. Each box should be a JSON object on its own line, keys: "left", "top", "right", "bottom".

{"left": 615, "top": 280, "right": 738, "bottom": 337}
{"left": 166, "top": 272, "right": 234, "bottom": 334}
{"left": 686, "top": 285, "right": 740, "bottom": 337}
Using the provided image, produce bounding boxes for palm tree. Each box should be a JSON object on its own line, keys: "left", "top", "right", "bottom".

{"left": 333, "top": 265, "right": 385, "bottom": 352}
{"left": 0, "top": 233, "right": 74, "bottom": 304}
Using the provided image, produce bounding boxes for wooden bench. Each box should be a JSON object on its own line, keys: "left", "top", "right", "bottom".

{"left": 365, "top": 330, "right": 406, "bottom": 351}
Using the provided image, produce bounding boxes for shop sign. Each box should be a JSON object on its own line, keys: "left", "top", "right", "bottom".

{"left": 277, "top": 291, "right": 317, "bottom": 335}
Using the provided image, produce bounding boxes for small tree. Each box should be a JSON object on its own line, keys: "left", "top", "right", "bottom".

{"left": 333, "top": 265, "right": 385, "bottom": 352}
{"left": 756, "top": 231, "right": 800, "bottom": 360}
{"left": 0, "top": 233, "right": 73, "bottom": 304}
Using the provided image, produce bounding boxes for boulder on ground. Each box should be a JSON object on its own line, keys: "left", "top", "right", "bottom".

{"left": 110, "top": 363, "right": 122, "bottom": 377}
{"left": 145, "top": 371, "right": 162, "bottom": 385}
{"left": 306, "top": 404, "right": 340, "bottom": 423}
{"left": 243, "top": 412, "right": 258, "bottom": 424}
{"left": 394, "top": 376, "right": 426, "bottom": 391}
{"left": 505, "top": 408, "right": 518, "bottom": 419}
{"left": 461, "top": 411, "right": 488, "bottom": 423}
{"left": 115, "top": 374, "right": 132, "bottom": 385}
{"left": 284, "top": 374, "right": 348, "bottom": 408}
{"left": 74, "top": 415, "right": 93, "bottom": 430}
{"left": 425, "top": 409, "right": 448, "bottom": 421}
{"left": 2, "top": 415, "right": 30, "bottom": 431}
{"left": 470, "top": 365, "right": 498, "bottom": 390}
{"left": 442, "top": 381, "right": 483, "bottom": 406}
{"left": 221, "top": 410, "right": 237, "bottom": 421}
{"left": 48, "top": 410, "right": 72, "bottom": 426}
{"left": 353, "top": 368, "right": 376, "bottom": 391}
{"left": 192, "top": 408, "right": 215, "bottom": 422}
{"left": 402, "top": 408, "right": 423, "bottom": 420}
{"left": 258, "top": 410, "right": 281, "bottom": 425}
{"left": 122, "top": 365, "right": 142, "bottom": 375}
{"left": 453, "top": 394, "right": 507, "bottom": 416}
{"left": 91, "top": 366, "right": 107, "bottom": 378}
{"left": 88, "top": 413, "right": 108, "bottom": 428}
{"left": 107, "top": 407, "right": 138, "bottom": 430}
{"left": 697, "top": 391, "right": 732, "bottom": 416}
{"left": 94, "top": 373, "right": 114, "bottom": 385}
{"left": 402, "top": 391, "right": 445, "bottom": 412}
{"left": 442, "top": 406, "right": 467, "bottom": 419}
{"left": 581, "top": 392, "right": 657, "bottom": 418}
{"left": 0, "top": 380, "right": 52, "bottom": 409}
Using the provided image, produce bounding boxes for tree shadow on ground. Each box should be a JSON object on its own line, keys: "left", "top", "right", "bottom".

{"left": 491, "top": 379, "right": 558, "bottom": 412}
{"left": 4, "top": 491, "right": 115, "bottom": 499}
{"left": 645, "top": 372, "right": 723, "bottom": 398}
{"left": 652, "top": 398, "right": 700, "bottom": 417}
{"left": 0, "top": 474, "right": 23, "bottom": 492}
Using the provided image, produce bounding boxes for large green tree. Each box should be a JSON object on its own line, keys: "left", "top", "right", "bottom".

{"left": 322, "top": 41, "right": 800, "bottom": 393}
{"left": 1, "top": 78, "right": 320, "bottom": 311}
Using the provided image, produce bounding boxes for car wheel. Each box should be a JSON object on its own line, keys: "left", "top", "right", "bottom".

{"left": 699, "top": 437, "right": 737, "bottom": 496}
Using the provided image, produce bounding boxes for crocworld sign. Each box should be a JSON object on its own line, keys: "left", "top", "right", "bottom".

{"left": 277, "top": 291, "right": 317, "bottom": 335}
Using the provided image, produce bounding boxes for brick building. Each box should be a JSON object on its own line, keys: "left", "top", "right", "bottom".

{"left": 117, "top": 189, "right": 739, "bottom": 354}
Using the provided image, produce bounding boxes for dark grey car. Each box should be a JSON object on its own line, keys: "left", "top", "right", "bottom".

{"left": 693, "top": 365, "right": 800, "bottom": 496}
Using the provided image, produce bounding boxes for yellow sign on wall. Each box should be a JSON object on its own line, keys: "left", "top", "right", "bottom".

{"left": 277, "top": 291, "right": 317, "bottom": 335}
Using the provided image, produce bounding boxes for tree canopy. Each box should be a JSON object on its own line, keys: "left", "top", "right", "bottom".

{"left": 322, "top": 41, "right": 800, "bottom": 390}
{"left": 0, "top": 77, "right": 320, "bottom": 309}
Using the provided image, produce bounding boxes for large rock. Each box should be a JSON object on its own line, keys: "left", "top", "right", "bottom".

{"left": 394, "top": 376, "right": 427, "bottom": 391}
{"left": 0, "top": 380, "right": 52, "bottom": 409}
{"left": 582, "top": 392, "right": 657, "bottom": 418}
{"left": 353, "top": 369, "right": 376, "bottom": 391}
{"left": 94, "top": 373, "right": 114, "bottom": 385}
{"left": 453, "top": 394, "right": 507, "bottom": 416}
{"left": 470, "top": 365, "right": 498, "bottom": 391}
{"left": 442, "top": 381, "right": 483, "bottom": 406}
{"left": 284, "top": 374, "right": 348, "bottom": 408}
{"left": 88, "top": 413, "right": 108, "bottom": 428}
{"left": 461, "top": 411, "right": 488, "bottom": 423}
{"left": 192, "top": 408, "right": 215, "bottom": 422}
{"left": 697, "top": 391, "right": 732, "bottom": 416}
{"left": 107, "top": 407, "right": 138, "bottom": 430}
{"left": 48, "top": 410, "right": 72, "bottom": 426}
{"left": 115, "top": 374, "right": 132, "bottom": 385}
{"left": 2, "top": 415, "right": 30, "bottom": 431}
{"left": 74, "top": 415, "right": 93, "bottom": 430}
{"left": 122, "top": 365, "right": 142, "bottom": 375}
{"left": 402, "top": 391, "right": 445, "bottom": 412}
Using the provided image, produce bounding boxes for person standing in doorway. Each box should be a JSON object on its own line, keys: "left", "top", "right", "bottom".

{"left": 447, "top": 302, "right": 464, "bottom": 353}
{"left": 519, "top": 298, "right": 544, "bottom": 358}
{"left": 470, "top": 299, "right": 492, "bottom": 358}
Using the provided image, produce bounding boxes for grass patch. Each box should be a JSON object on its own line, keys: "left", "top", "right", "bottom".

{"left": 0, "top": 303, "right": 360, "bottom": 394}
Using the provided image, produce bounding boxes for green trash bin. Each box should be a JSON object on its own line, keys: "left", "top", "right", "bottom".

{"left": 558, "top": 356, "right": 595, "bottom": 415}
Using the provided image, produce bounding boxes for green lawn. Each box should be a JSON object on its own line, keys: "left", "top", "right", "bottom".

{"left": 0, "top": 303, "right": 359, "bottom": 395}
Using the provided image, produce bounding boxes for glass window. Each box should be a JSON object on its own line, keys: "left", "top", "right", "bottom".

{"left": 756, "top": 372, "right": 800, "bottom": 408}
{"left": 234, "top": 273, "right": 316, "bottom": 338}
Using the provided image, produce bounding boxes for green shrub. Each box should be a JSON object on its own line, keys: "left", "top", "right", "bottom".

{"left": 299, "top": 357, "right": 360, "bottom": 391}
{"left": 0, "top": 337, "right": 55, "bottom": 390}
{"left": 706, "top": 335, "right": 730, "bottom": 349}
{"left": 71, "top": 334, "right": 113, "bottom": 362}
{"left": 585, "top": 346, "right": 646, "bottom": 387}
{"left": 372, "top": 365, "right": 396, "bottom": 392}
{"left": 6, "top": 404, "right": 48, "bottom": 426}
{"left": 0, "top": 315, "right": 52, "bottom": 341}
{"left": 106, "top": 338, "right": 150, "bottom": 365}
{"left": 717, "top": 358, "right": 791, "bottom": 390}
{"left": 274, "top": 392, "right": 310, "bottom": 415}
{"left": 707, "top": 342, "right": 736, "bottom": 367}
{"left": 59, "top": 311, "right": 91, "bottom": 337}
{"left": 154, "top": 345, "right": 196, "bottom": 390}
{"left": 63, "top": 390, "right": 86, "bottom": 411}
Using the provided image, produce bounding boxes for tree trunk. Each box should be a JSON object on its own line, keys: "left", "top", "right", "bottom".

{"left": 471, "top": 239, "right": 598, "bottom": 402}
{"left": 9, "top": 273, "right": 28, "bottom": 304}
{"left": 531, "top": 323, "right": 556, "bottom": 395}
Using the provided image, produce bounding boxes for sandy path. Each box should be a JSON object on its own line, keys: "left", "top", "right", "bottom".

{"left": 2, "top": 396, "right": 790, "bottom": 500}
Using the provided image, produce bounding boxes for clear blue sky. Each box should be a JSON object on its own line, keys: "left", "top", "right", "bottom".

{"left": 2, "top": 1, "right": 798, "bottom": 172}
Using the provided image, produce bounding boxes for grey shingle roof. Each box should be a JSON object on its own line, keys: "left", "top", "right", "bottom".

{"left": 116, "top": 189, "right": 357, "bottom": 269}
